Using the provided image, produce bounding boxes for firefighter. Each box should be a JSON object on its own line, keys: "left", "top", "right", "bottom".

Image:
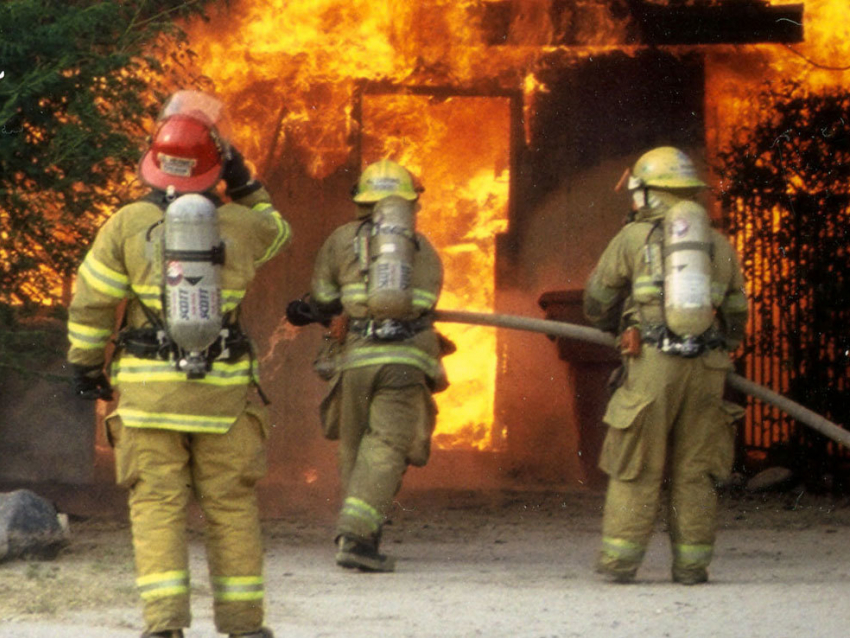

{"left": 67, "top": 91, "right": 291, "bottom": 638}
{"left": 583, "top": 146, "right": 748, "bottom": 585}
{"left": 286, "top": 159, "right": 449, "bottom": 572}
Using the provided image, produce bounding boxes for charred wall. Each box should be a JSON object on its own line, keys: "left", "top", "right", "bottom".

{"left": 495, "top": 49, "right": 707, "bottom": 485}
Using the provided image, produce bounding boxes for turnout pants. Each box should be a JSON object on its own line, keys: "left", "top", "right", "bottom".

{"left": 597, "top": 347, "right": 736, "bottom": 577}
{"left": 328, "top": 363, "right": 435, "bottom": 543}
{"left": 107, "top": 406, "right": 269, "bottom": 634}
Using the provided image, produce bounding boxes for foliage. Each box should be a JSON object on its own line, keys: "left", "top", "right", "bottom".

{"left": 0, "top": 302, "right": 68, "bottom": 381}
{"left": 716, "top": 80, "right": 850, "bottom": 477}
{"left": 0, "top": 0, "right": 215, "bottom": 307}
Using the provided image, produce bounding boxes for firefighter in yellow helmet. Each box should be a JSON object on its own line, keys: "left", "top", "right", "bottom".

{"left": 286, "top": 158, "right": 449, "bottom": 572}
{"left": 583, "top": 146, "right": 748, "bottom": 585}
{"left": 67, "top": 91, "right": 291, "bottom": 638}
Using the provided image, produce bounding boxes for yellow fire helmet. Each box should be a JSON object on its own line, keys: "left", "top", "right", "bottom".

{"left": 626, "top": 146, "right": 707, "bottom": 191}
{"left": 352, "top": 159, "right": 419, "bottom": 203}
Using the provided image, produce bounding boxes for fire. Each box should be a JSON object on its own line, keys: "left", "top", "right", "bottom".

{"left": 361, "top": 93, "right": 510, "bottom": 449}
{"left": 183, "top": 1, "right": 530, "bottom": 450}
{"left": 176, "top": 0, "right": 850, "bottom": 453}
{"left": 704, "top": 0, "right": 850, "bottom": 452}
{"left": 706, "top": 0, "right": 850, "bottom": 153}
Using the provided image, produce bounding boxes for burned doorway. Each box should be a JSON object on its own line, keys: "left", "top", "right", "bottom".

{"left": 354, "top": 85, "right": 518, "bottom": 453}
{"left": 502, "top": 50, "right": 708, "bottom": 484}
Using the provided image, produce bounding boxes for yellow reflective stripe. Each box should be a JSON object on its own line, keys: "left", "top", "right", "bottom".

{"left": 340, "top": 346, "right": 440, "bottom": 377}
{"left": 601, "top": 537, "right": 646, "bottom": 562}
{"left": 710, "top": 281, "right": 727, "bottom": 306}
{"left": 132, "top": 284, "right": 162, "bottom": 310}
{"left": 119, "top": 408, "right": 234, "bottom": 433}
{"left": 80, "top": 255, "right": 129, "bottom": 299}
{"left": 212, "top": 575, "right": 264, "bottom": 602}
{"left": 221, "top": 288, "right": 246, "bottom": 313}
{"left": 672, "top": 543, "right": 714, "bottom": 567}
{"left": 341, "top": 283, "right": 367, "bottom": 304}
{"left": 67, "top": 321, "right": 112, "bottom": 349}
{"left": 340, "top": 497, "right": 383, "bottom": 533}
{"left": 257, "top": 209, "right": 291, "bottom": 266}
{"left": 314, "top": 281, "right": 341, "bottom": 304}
{"left": 723, "top": 289, "right": 748, "bottom": 313}
{"left": 412, "top": 288, "right": 437, "bottom": 309}
{"left": 632, "top": 276, "right": 661, "bottom": 297}
{"left": 588, "top": 279, "right": 622, "bottom": 304}
{"left": 114, "top": 357, "right": 252, "bottom": 386}
{"left": 137, "top": 570, "right": 189, "bottom": 600}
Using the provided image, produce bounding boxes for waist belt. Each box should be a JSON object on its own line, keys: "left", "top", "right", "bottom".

{"left": 349, "top": 316, "right": 433, "bottom": 342}
{"left": 115, "top": 326, "right": 252, "bottom": 363}
{"left": 640, "top": 324, "right": 725, "bottom": 358}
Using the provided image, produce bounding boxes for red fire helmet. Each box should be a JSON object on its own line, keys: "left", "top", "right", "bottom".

{"left": 138, "top": 113, "right": 225, "bottom": 193}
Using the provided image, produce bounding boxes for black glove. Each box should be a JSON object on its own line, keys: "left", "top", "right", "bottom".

{"left": 71, "top": 364, "right": 114, "bottom": 401}
{"left": 286, "top": 298, "right": 318, "bottom": 327}
{"left": 222, "top": 146, "right": 262, "bottom": 198}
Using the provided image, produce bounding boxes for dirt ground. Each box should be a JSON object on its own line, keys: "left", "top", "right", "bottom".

{"left": 2, "top": 485, "right": 850, "bottom": 638}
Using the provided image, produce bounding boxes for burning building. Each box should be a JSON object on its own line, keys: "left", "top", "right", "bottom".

{"left": 7, "top": 0, "right": 850, "bottom": 492}
{"left": 169, "top": 0, "right": 849, "bottom": 491}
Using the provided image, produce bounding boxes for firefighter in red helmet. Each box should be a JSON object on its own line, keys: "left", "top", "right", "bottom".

{"left": 67, "top": 90, "right": 291, "bottom": 638}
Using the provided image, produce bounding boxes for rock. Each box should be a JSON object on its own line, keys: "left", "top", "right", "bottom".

{"left": 745, "top": 466, "right": 796, "bottom": 493}
{"left": 0, "top": 489, "right": 70, "bottom": 561}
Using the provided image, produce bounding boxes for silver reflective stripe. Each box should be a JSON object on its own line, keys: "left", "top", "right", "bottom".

{"left": 212, "top": 575, "right": 264, "bottom": 602}
{"left": 341, "top": 283, "right": 367, "bottom": 304}
{"left": 119, "top": 408, "right": 233, "bottom": 433}
{"left": 136, "top": 570, "right": 189, "bottom": 601}
{"left": 314, "top": 281, "right": 341, "bottom": 305}
{"left": 601, "top": 537, "right": 646, "bottom": 562}
{"left": 80, "top": 255, "right": 129, "bottom": 299}
{"left": 673, "top": 543, "right": 713, "bottom": 568}
{"left": 340, "top": 497, "right": 383, "bottom": 533}
{"left": 340, "top": 346, "right": 439, "bottom": 377}
{"left": 588, "top": 279, "right": 622, "bottom": 304}
{"left": 67, "top": 321, "right": 112, "bottom": 349}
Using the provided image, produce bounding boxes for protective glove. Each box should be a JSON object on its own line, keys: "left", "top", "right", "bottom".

{"left": 222, "top": 146, "right": 261, "bottom": 198}
{"left": 71, "top": 363, "right": 114, "bottom": 401}
{"left": 286, "top": 297, "right": 318, "bottom": 327}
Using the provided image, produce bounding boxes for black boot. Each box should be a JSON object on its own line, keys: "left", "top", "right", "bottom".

{"left": 335, "top": 534, "right": 395, "bottom": 572}
{"left": 230, "top": 629, "right": 275, "bottom": 638}
{"left": 141, "top": 631, "right": 184, "bottom": 638}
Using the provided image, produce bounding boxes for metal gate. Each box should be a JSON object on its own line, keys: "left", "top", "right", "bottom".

{"left": 726, "top": 201, "right": 850, "bottom": 482}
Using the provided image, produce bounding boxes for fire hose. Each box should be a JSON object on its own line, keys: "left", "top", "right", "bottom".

{"left": 433, "top": 309, "right": 850, "bottom": 449}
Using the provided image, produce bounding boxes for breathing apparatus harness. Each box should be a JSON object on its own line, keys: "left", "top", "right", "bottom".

{"left": 113, "top": 189, "right": 268, "bottom": 401}
{"left": 625, "top": 203, "right": 722, "bottom": 358}
{"left": 349, "top": 196, "right": 433, "bottom": 342}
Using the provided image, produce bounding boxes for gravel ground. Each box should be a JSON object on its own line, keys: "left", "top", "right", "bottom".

{"left": 1, "top": 486, "right": 850, "bottom": 638}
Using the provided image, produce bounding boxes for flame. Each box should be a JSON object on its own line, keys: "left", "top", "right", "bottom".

{"left": 183, "top": 1, "right": 529, "bottom": 450}
{"left": 704, "top": 0, "right": 850, "bottom": 450}
{"left": 361, "top": 93, "right": 510, "bottom": 449}
{"left": 706, "top": 0, "right": 850, "bottom": 153}
{"left": 179, "top": 0, "right": 850, "bottom": 451}
{"left": 303, "top": 468, "right": 319, "bottom": 484}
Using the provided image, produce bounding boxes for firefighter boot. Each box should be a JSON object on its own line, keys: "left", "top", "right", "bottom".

{"left": 230, "top": 629, "right": 275, "bottom": 638}
{"left": 672, "top": 566, "right": 709, "bottom": 585}
{"left": 141, "top": 631, "right": 184, "bottom": 638}
{"left": 335, "top": 535, "right": 396, "bottom": 572}
{"left": 595, "top": 553, "right": 638, "bottom": 584}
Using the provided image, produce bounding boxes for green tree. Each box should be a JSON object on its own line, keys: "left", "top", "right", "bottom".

{"left": 0, "top": 0, "right": 214, "bottom": 308}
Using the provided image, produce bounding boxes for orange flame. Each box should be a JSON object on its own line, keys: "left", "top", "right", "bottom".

{"left": 184, "top": 1, "right": 530, "bottom": 450}
{"left": 178, "top": 0, "right": 850, "bottom": 452}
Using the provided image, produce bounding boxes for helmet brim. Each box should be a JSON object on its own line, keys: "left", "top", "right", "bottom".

{"left": 647, "top": 178, "right": 708, "bottom": 190}
{"left": 139, "top": 150, "right": 222, "bottom": 194}
{"left": 352, "top": 189, "right": 418, "bottom": 203}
